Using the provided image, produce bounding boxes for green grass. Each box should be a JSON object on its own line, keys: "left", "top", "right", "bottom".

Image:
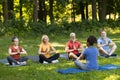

{"left": 0, "top": 31, "right": 120, "bottom": 80}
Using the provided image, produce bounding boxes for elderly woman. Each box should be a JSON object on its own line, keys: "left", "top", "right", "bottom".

{"left": 65, "top": 32, "right": 84, "bottom": 60}
{"left": 38, "top": 35, "right": 59, "bottom": 64}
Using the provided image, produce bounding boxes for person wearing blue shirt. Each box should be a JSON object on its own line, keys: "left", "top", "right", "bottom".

{"left": 74, "top": 36, "right": 98, "bottom": 70}
{"left": 97, "top": 30, "right": 117, "bottom": 57}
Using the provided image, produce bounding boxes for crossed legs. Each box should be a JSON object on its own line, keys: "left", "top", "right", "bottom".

{"left": 7, "top": 56, "right": 28, "bottom": 65}
{"left": 68, "top": 52, "right": 81, "bottom": 59}
{"left": 39, "top": 54, "right": 59, "bottom": 63}
{"left": 98, "top": 42, "right": 117, "bottom": 56}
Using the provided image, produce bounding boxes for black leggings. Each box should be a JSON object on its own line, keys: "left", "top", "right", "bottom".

{"left": 39, "top": 54, "right": 60, "bottom": 63}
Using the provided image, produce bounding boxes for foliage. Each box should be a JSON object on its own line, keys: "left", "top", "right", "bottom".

{"left": 0, "top": 19, "right": 28, "bottom": 36}
{"left": 0, "top": 0, "right": 120, "bottom": 37}
{"left": 28, "top": 21, "right": 48, "bottom": 36}
{"left": 0, "top": 19, "right": 120, "bottom": 37}
{"left": 0, "top": 21, "right": 5, "bottom": 36}
{"left": 1, "top": 0, "right": 120, "bottom": 22}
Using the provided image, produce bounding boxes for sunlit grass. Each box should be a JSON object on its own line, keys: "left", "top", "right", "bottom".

{"left": 106, "top": 27, "right": 120, "bottom": 34}
{"left": 52, "top": 42, "right": 65, "bottom": 47}
{"left": 0, "top": 30, "right": 120, "bottom": 80}
{"left": 104, "top": 75, "right": 120, "bottom": 80}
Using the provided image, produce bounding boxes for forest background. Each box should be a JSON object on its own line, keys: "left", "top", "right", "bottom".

{"left": 0, "top": 0, "right": 120, "bottom": 36}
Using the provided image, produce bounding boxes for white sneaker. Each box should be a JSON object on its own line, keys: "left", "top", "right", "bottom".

{"left": 43, "top": 61, "right": 48, "bottom": 64}
{"left": 52, "top": 60, "right": 59, "bottom": 63}
{"left": 20, "top": 61, "right": 27, "bottom": 66}
{"left": 10, "top": 63, "right": 20, "bottom": 67}
{"left": 12, "top": 62, "right": 16, "bottom": 66}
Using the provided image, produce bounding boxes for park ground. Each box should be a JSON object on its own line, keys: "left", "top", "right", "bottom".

{"left": 0, "top": 30, "right": 120, "bottom": 80}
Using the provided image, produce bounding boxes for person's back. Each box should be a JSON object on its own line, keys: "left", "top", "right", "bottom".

{"left": 74, "top": 35, "right": 98, "bottom": 70}
{"left": 83, "top": 47, "right": 98, "bottom": 69}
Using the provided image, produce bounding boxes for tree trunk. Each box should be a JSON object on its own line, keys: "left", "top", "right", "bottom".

{"left": 43, "top": 0, "right": 46, "bottom": 23}
{"left": 98, "top": 0, "right": 107, "bottom": 22}
{"left": 38, "top": 0, "right": 46, "bottom": 22}
{"left": 98, "top": 0, "right": 102, "bottom": 21}
{"left": 19, "top": 0, "right": 23, "bottom": 19}
{"left": 2, "top": 0, "right": 8, "bottom": 22}
{"left": 114, "top": 13, "right": 116, "bottom": 20}
{"left": 38, "top": 0, "right": 43, "bottom": 21}
{"left": 92, "top": 0, "right": 97, "bottom": 20}
{"left": 49, "top": 0, "right": 54, "bottom": 23}
{"left": 7, "top": 0, "right": 14, "bottom": 19}
{"left": 33, "top": 0, "right": 38, "bottom": 22}
{"left": 102, "top": 0, "right": 107, "bottom": 21}
{"left": 71, "top": 0, "right": 75, "bottom": 22}
{"left": 85, "top": 2, "right": 88, "bottom": 19}
{"left": 79, "top": 1, "right": 85, "bottom": 21}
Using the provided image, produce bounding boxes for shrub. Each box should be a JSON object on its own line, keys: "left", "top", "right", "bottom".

{"left": 0, "top": 19, "right": 120, "bottom": 37}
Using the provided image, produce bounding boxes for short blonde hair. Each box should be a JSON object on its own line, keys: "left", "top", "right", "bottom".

{"left": 101, "top": 30, "right": 106, "bottom": 33}
{"left": 41, "top": 35, "right": 49, "bottom": 42}
{"left": 70, "top": 32, "right": 76, "bottom": 36}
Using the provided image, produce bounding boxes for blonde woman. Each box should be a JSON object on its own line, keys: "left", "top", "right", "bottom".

{"left": 38, "top": 35, "right": 59, "bottom": 64}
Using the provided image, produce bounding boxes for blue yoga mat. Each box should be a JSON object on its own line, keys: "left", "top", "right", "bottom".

{"left": 28, "top": 56, "right": 39, "bottom": 62}
{"left": 0, "top": 59, "right": 8, "bottom": 64}
{"left": 0, "top": 56, "right": 39, "bottom": 64}
{"left": 57, "top": 64, "right": 120, "bottom": 74}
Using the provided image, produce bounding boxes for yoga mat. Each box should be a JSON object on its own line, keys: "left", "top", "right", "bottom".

{"left": 57, "top": 64, "right": 120, "bottom": 74}
{"left": 0, "top": 56, "right": 39, "bottom": 64}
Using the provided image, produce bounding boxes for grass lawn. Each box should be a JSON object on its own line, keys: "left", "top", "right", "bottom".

{"left": 0, "top": 31, "right": 120, "bottom": 80}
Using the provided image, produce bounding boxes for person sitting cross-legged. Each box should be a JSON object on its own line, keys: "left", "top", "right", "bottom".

{"left": 7, "top": 37, "right": 28, "bottom": 66}
{"left": 65, "top": 32, "right": 84, "bottom": 60}
{"left": 38, "top": 35, "right": 60, "bottom": 64}
{"left": 97, "top": 30, "right": 117, "bottom": 58}
{"left": 74, "top": 35, "right": 99, "bottom": 70}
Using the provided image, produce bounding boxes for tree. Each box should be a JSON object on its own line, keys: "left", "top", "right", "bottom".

{"left": 85, "top": 1, "right": 88, "bottom": 19}
{"left": 79, "top": 1, "right": 85, "bottom": 20}
{"left": 98, "top": 0, "right": 107, "bottom": 22}
{"left": 92, "top": 0, "right": 97, "bottom": 20}
{"left": 7, "top": 0, "right": 14, "bottom": 19}
{"left": 19, "top": 0, "right": 23, "bottom": 19}
{"left": 115, "top": 0, "right": 120, "bottom": 19}
{"left": 49, "top": 0, "right": 54, "bottom": 23}
{"left": 33, "top": 0, "right": 38, "bottom": 22}
{"left": 2, "top": 0, "right": 8, "bottom": 22}
{"left": 71, "top": 0, "right": 76, "bottom": 22}
{"left": 38, "top": 0, "right": 46, "bottom": 22}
